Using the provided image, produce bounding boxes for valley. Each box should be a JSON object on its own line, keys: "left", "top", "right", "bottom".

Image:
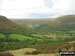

{"left": 0, "top": 15, "right": 75, "bottom": 56}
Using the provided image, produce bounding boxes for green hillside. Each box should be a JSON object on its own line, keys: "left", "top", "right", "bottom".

{"left": 56, "top": 15, "right": 75, "bottom": 24}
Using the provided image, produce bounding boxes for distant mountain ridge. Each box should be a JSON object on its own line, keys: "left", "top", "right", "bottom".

{"left": 10, "top": 15, "right": 75, "bottom": 32}
{"left": 11, "top": 15, "right": 75, "bottom": 25}
{"left": 0, "top": 15, "right": 75, "bottom": 31}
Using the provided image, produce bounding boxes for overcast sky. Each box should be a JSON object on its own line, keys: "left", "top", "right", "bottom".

{"left": 0, "top": 0, "right": 75, "bottom": 18}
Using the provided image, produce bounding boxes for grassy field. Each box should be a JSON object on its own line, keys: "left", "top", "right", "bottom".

{"left": 9, "top": 34, "right": 33, "bottom": 41}
{"left": 0, "top": 33, "right": 5, "bottom": 38}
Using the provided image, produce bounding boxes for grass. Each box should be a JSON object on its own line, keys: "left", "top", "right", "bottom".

{"left": 8, "top": 34, "right": 44, "bottom": 42}
{"left": 0, "top": 33, "right": 5, "bottom": 38}
{"left": 9, "top": 34, "right": 33, "bottom": 41}
{"left": 6, "top": 48, "right": 36, "bottom": 56}
{"left": 5, "top": 48, "right": 58, "bottom": 56}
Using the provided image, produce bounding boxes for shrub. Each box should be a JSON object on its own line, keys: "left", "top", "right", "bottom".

{"left": 0, "top": 52, "right": 14, "bottom": 56}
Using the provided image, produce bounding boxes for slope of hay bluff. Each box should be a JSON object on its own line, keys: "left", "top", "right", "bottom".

{"left": 0, "top": 15, "right": 17, "bottom": 28}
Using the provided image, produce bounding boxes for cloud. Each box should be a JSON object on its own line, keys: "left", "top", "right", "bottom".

{"left": 44, "top": 0, "right": 53, "bottom": 8}
{"left": 0, "top": 0, "right": 75, "bottom": 18}
{"left": 28, "top": 13, "right": 57, "bottom": 18}
{"left": 0, "top": 0, "right": 45, "bottom": 18}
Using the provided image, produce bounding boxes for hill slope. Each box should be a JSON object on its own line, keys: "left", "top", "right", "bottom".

{"left": 0, "top": 16, "right": 16, "bottom": 28}
{"left": 55, "top": 15, "right": 75, "bottom": 24}
{"left": 10, "top": 15, "right": 75, "bottom": 32}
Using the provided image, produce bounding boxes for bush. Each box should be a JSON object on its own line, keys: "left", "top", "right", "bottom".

{"left": 0, "top": 52, "right": 14, "bottom": 56}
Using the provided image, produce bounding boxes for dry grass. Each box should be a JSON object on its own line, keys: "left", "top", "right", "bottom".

{"left": 6, "top": 48, "right": 59, "bottom": 56}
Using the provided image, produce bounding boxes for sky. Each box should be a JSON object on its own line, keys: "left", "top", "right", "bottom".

{"left": 0, "top": 0, "right": 75, "bottom": 18}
